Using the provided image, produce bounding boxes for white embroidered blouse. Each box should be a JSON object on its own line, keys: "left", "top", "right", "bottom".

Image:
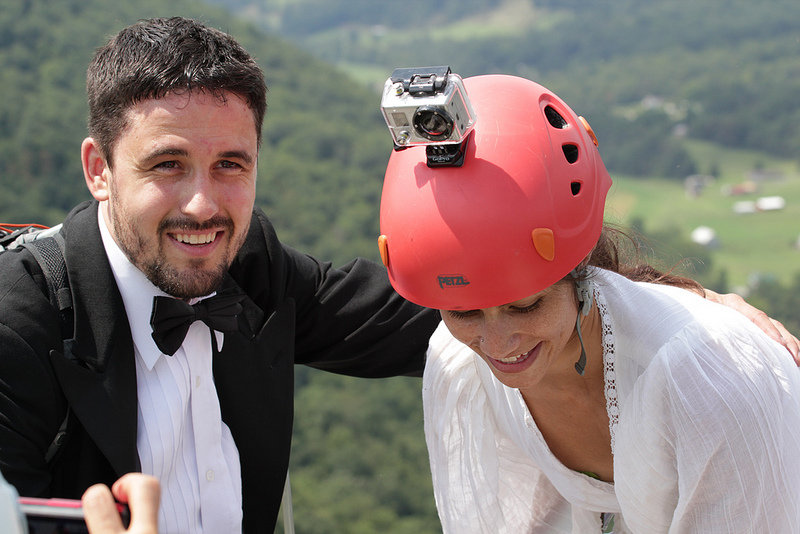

{"left": 423, "top": 268, "right": 800, "bottom": 533}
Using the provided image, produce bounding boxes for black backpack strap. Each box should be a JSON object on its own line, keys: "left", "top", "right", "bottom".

{"left": 44, "top": 411, "right": 71, "bottom": 464}
{"left": 21, "top": 233, "right": 73, "bottom": 464}
{"left": 21, "top": 233, "right": 73, "bottom": 339}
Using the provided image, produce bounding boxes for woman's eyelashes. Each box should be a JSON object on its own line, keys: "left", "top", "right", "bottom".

{"left": 445, "top": 298, "right": 543, "bottom": 321}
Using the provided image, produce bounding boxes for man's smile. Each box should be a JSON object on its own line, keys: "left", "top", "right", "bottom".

{"left": 171, "top": 231, "right": 219, "bottom": 245}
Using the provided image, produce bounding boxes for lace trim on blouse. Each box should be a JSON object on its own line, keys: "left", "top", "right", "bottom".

{"left": 594, "top": 281, "right": 619, "bottom": 454}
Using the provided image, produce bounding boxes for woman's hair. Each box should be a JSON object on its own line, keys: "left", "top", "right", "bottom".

{"left": 580, "top": 224, "right": 704, "bottom": 293}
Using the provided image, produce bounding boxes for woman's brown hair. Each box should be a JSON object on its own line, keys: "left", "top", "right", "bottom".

{"left": 580, "top": 224, "right": 704, "bottom": 293}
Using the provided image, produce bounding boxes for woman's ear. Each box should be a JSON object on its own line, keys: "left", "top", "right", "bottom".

{"left": 82, "top": 138, "right": 110, "bottom": 201}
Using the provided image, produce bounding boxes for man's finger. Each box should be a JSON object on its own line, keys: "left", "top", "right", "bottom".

{"left": 770, "top": 319, "right": 800, "bottom": 364}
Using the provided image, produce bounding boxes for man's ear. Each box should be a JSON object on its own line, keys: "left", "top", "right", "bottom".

{"left": 82, "top": 138, "right": 110, "bottom": 201}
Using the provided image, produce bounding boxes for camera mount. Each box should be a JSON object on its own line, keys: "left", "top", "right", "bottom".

{"left": 380, "top": 65, "right": 477, "bottom": 167}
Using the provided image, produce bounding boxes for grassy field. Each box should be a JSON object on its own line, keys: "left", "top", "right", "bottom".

{"left": 605, "top": 140, "right": 800, "bottom": 290}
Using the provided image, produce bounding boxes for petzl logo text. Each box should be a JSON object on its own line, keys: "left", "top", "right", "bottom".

{"left": 438, "top": 275, "right": 470, "bottom": 289}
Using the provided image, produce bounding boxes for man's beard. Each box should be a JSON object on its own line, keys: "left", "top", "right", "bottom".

{"left": 108, "top": 199, "right": 242, "bottom": 299}
{"left": 137, "top": 241, "right": 229, "bottom": 299}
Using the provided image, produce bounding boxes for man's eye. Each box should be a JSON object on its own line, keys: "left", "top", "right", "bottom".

{"left": 154, "top": 161, "right": 179, "bottom": 169}
{"left": 219, "top": 160, "right": 241, "bottom": 169}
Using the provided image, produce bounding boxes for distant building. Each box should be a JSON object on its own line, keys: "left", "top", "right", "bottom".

{"left": 733, "top": 200, "right": 757, "bottom": 214}
{"left": 691, "top": 226, "right": 719, "bottom": 248}
{"left": 732, "top": 196, "right": 786, "bottom": 214}
{"left": 755, "top": 196, "right": 786, "bottom": 211}
{"left": 721, "top": 181, "right": 759, "bottom": 196}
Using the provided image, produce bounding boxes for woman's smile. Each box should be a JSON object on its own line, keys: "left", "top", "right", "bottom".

{"left": 486, "top": 341, "right": 543, "bottom": 373}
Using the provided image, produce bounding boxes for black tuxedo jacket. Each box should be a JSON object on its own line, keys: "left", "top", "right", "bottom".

{"left": 0, "top": 201, "right": 439, "bottom": 532}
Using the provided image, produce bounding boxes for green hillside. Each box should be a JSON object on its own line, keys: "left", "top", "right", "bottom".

{"left": 207, "top": 0, "right": 800, "bottom": 288}
{"left": 0, "top": 2, "right": 435, "bottom": 533}
{"left": 606, "top": 141, "right": 800, "bottom": 290}
{"left": 0, "top": 0, "right": 393, "bottom": 267}
{"left": 207, "top": 0, "right": 800, "bottom": 331}
{"left": 3, "top": 1, "right": 800, "bottom": 532}
{"left": 209, "top": 0, "right": 800, "bottom": 165}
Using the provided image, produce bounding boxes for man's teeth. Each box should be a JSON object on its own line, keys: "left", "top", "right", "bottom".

{"left": 175, "top": 232, "right": 217, "bottom": 245}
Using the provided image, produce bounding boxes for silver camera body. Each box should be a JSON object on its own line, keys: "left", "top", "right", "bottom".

{"left": 381, "top": 66, "right": 476, "bottom": 147}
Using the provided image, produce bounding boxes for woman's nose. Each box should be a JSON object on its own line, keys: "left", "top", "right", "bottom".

{"left": 478, "top": 319, "right": 521, "bottom": 360}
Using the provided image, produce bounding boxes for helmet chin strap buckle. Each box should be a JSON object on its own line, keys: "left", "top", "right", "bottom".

{"left": 572, "top": 272, "right": 593, "bottom": 376}
{"left": 576, "top": 278, "right": 593, "bottom": 317}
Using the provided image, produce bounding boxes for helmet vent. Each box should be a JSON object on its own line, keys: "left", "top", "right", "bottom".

{"left": 545, "top": 106, "right": 568, "bottom": 129}
{"left": 562, "top": 144, "right": 579, "bottom": 163}
{"left": 571, "top": 181, "right": 582, "bottom": 196}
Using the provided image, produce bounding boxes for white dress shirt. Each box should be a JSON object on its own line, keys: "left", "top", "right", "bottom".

{"left": 98, "top": 204, "right": 243, "bottom": 533}
{"left": 424, "top": 268, "right": 800, "bottom": 533}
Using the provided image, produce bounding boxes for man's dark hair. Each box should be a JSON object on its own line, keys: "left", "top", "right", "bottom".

{"left": 87, "top": 17, "right": 267, "bottom": 165}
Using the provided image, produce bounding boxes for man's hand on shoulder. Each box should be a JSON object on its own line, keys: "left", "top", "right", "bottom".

{"left": 704, "top": 289, "right": 800, "bottom": 364}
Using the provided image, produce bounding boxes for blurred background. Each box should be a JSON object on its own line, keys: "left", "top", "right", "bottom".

{"left": 1, "top": 0, "right": 798, "bottom": 531}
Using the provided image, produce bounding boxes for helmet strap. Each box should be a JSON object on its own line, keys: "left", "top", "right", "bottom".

{"left": 572, "top": 273, "right": 593, "bottom": 376}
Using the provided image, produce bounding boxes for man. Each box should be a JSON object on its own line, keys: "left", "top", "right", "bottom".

{"left": 0, "top": 17, "right": 438, "bottom": 533}
{"left": 0, "top": 16, "right": 795, "bottom": 534}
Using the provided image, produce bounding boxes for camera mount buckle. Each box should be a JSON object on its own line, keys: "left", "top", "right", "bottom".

{"left": 390, "top": 66, "right": 452, "bottom": 96}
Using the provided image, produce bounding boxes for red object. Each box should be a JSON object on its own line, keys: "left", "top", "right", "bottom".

{"left": 379, "top": 74, "right": 612, "bottom": 310}
{"left": 18, "top": 496, "right": 129, "bottom": 527}
{"left": 18, "top": 496, "right": 83, "bottom": 510}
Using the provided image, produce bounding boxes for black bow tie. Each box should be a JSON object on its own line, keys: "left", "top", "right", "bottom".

{"left": 150, "top": 289, "right": 246, "bottom": 356}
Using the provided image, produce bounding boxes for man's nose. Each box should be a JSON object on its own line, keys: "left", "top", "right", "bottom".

{"left": 182, "top": 173, "right": 219, "bottom": 220}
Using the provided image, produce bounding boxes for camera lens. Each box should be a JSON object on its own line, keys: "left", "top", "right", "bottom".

{"left": 413, "top": 106, "right": 454, "bottom": 141}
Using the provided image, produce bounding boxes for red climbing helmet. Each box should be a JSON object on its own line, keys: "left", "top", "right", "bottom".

{"left": 378, "top": 74, "right": 612, "bottom": 310}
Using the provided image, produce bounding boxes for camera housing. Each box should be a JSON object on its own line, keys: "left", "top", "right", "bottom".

{"left": 381, "top": 66, "right": 476, "bottom": 148}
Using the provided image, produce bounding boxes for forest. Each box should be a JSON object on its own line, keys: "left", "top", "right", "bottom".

{"left": 1, "top": 0, "right": 799, "bottom": 532}
{"left": 212, "top": 0, "right": 800, "bottom": 174}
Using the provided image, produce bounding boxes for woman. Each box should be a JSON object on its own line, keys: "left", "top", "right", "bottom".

{"left": 377, "top": 74, "right": 800, "bottom": 532}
